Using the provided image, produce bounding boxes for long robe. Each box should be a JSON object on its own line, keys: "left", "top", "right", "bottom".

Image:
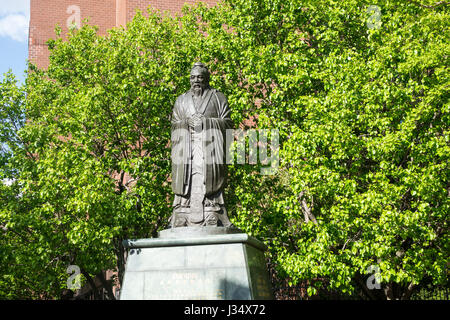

{"left": 171, "top": 87, "right": 233, "bottom": 214}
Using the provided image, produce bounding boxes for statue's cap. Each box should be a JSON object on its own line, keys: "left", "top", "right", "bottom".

{"left": 193, "top": 62, "right": 207, "bottom": 68}
{"left": 191, "top": 62, "right": 209, "bottom": 75}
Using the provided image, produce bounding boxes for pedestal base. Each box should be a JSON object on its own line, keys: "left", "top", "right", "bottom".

{"left": 120, "top": 227, "right": 273, "bottom": 300}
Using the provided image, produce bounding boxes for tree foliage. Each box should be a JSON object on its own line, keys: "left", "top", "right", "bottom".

{"left": 0, "top": 0, "right": 448, "bottom": 299}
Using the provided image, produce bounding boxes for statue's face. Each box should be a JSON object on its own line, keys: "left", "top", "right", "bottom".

{"left": 190, "top": 68, "right": 209, "bottom": 91}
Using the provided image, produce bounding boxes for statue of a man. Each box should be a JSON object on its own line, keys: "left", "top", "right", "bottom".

{"left": 170, "top": 62, "right": 233, "bottom": 227}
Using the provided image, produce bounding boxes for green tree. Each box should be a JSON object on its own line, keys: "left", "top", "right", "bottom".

{"left": 1, "top": 0, "right": 448, "bottom": 299}
{"left": 196, "top": 0, "right": 449, "bottom": 299}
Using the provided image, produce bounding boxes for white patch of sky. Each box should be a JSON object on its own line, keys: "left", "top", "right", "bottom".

{"left": 0, "top": 0, "right": 30, "bottom": 83}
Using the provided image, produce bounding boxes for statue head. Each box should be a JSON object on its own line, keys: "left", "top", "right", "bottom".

{"left": 190, "top": 62, "right": 210, "bottom": 94}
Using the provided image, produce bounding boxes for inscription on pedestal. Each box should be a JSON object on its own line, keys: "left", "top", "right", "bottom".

{"left": 144, "top": 269, "right": 228, "bottom": 300}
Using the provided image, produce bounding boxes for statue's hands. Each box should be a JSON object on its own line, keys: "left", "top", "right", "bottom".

{"left": 188, "top": 114, "right": 204, "bottom": 128}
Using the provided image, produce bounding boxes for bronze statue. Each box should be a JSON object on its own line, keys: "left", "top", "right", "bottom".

{"left": 170, "top": 62, "right": 233, "bottom": 227}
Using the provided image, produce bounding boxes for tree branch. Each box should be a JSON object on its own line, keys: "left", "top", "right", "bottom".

{"left": 298, "top": 191, "right": 318, "bottom": 225}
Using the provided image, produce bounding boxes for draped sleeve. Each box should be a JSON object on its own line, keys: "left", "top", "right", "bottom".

{"left": 171, "top": 95, "right": 191, "bottom": 195}
{"left": 202, "top": 90, "right": 233, "bottom": 195}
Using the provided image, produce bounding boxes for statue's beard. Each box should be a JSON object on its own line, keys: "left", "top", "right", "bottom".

{"left": 192, "top": 86, "right": 203, "bottom": 96}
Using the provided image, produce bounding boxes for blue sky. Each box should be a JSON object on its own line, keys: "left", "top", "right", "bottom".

{"left": 0, "top": 0, "right": 30, "bottom": 84}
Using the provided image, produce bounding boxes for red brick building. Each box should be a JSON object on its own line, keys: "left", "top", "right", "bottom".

{"left": 29, "top": 0, "right": 217, "bottom": 69}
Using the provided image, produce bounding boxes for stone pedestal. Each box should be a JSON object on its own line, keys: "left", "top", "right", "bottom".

{"left": 119, "top": 227, "right": 273, "bottom": 300}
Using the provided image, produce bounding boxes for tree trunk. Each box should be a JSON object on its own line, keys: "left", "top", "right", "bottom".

{"left": 116, "top": 239, "right": 126, "bottom": 287}
{"left": 401, "top": 282, "right": 416, "bottom": 300}
{"left": 97, "top": 271, "right": 116, "bottom": 300}
{"left": 355, "top": 274, "right": 378, "bottom": 300}
{"left": 80, "top": 268, "right": 100, "bottom": 300}
{"left": 384, "top": 282, "right": 396, "bottom": 300}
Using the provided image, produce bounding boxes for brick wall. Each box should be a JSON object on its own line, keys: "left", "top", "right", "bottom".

{"left": 125, "top": 0, "right": 217, "bottom": 20}
{"left": 29, "top": 0, "right": 217, "bottom": 70}
{"left": 29, "top": 0, "right": 117, "bottom": 69}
